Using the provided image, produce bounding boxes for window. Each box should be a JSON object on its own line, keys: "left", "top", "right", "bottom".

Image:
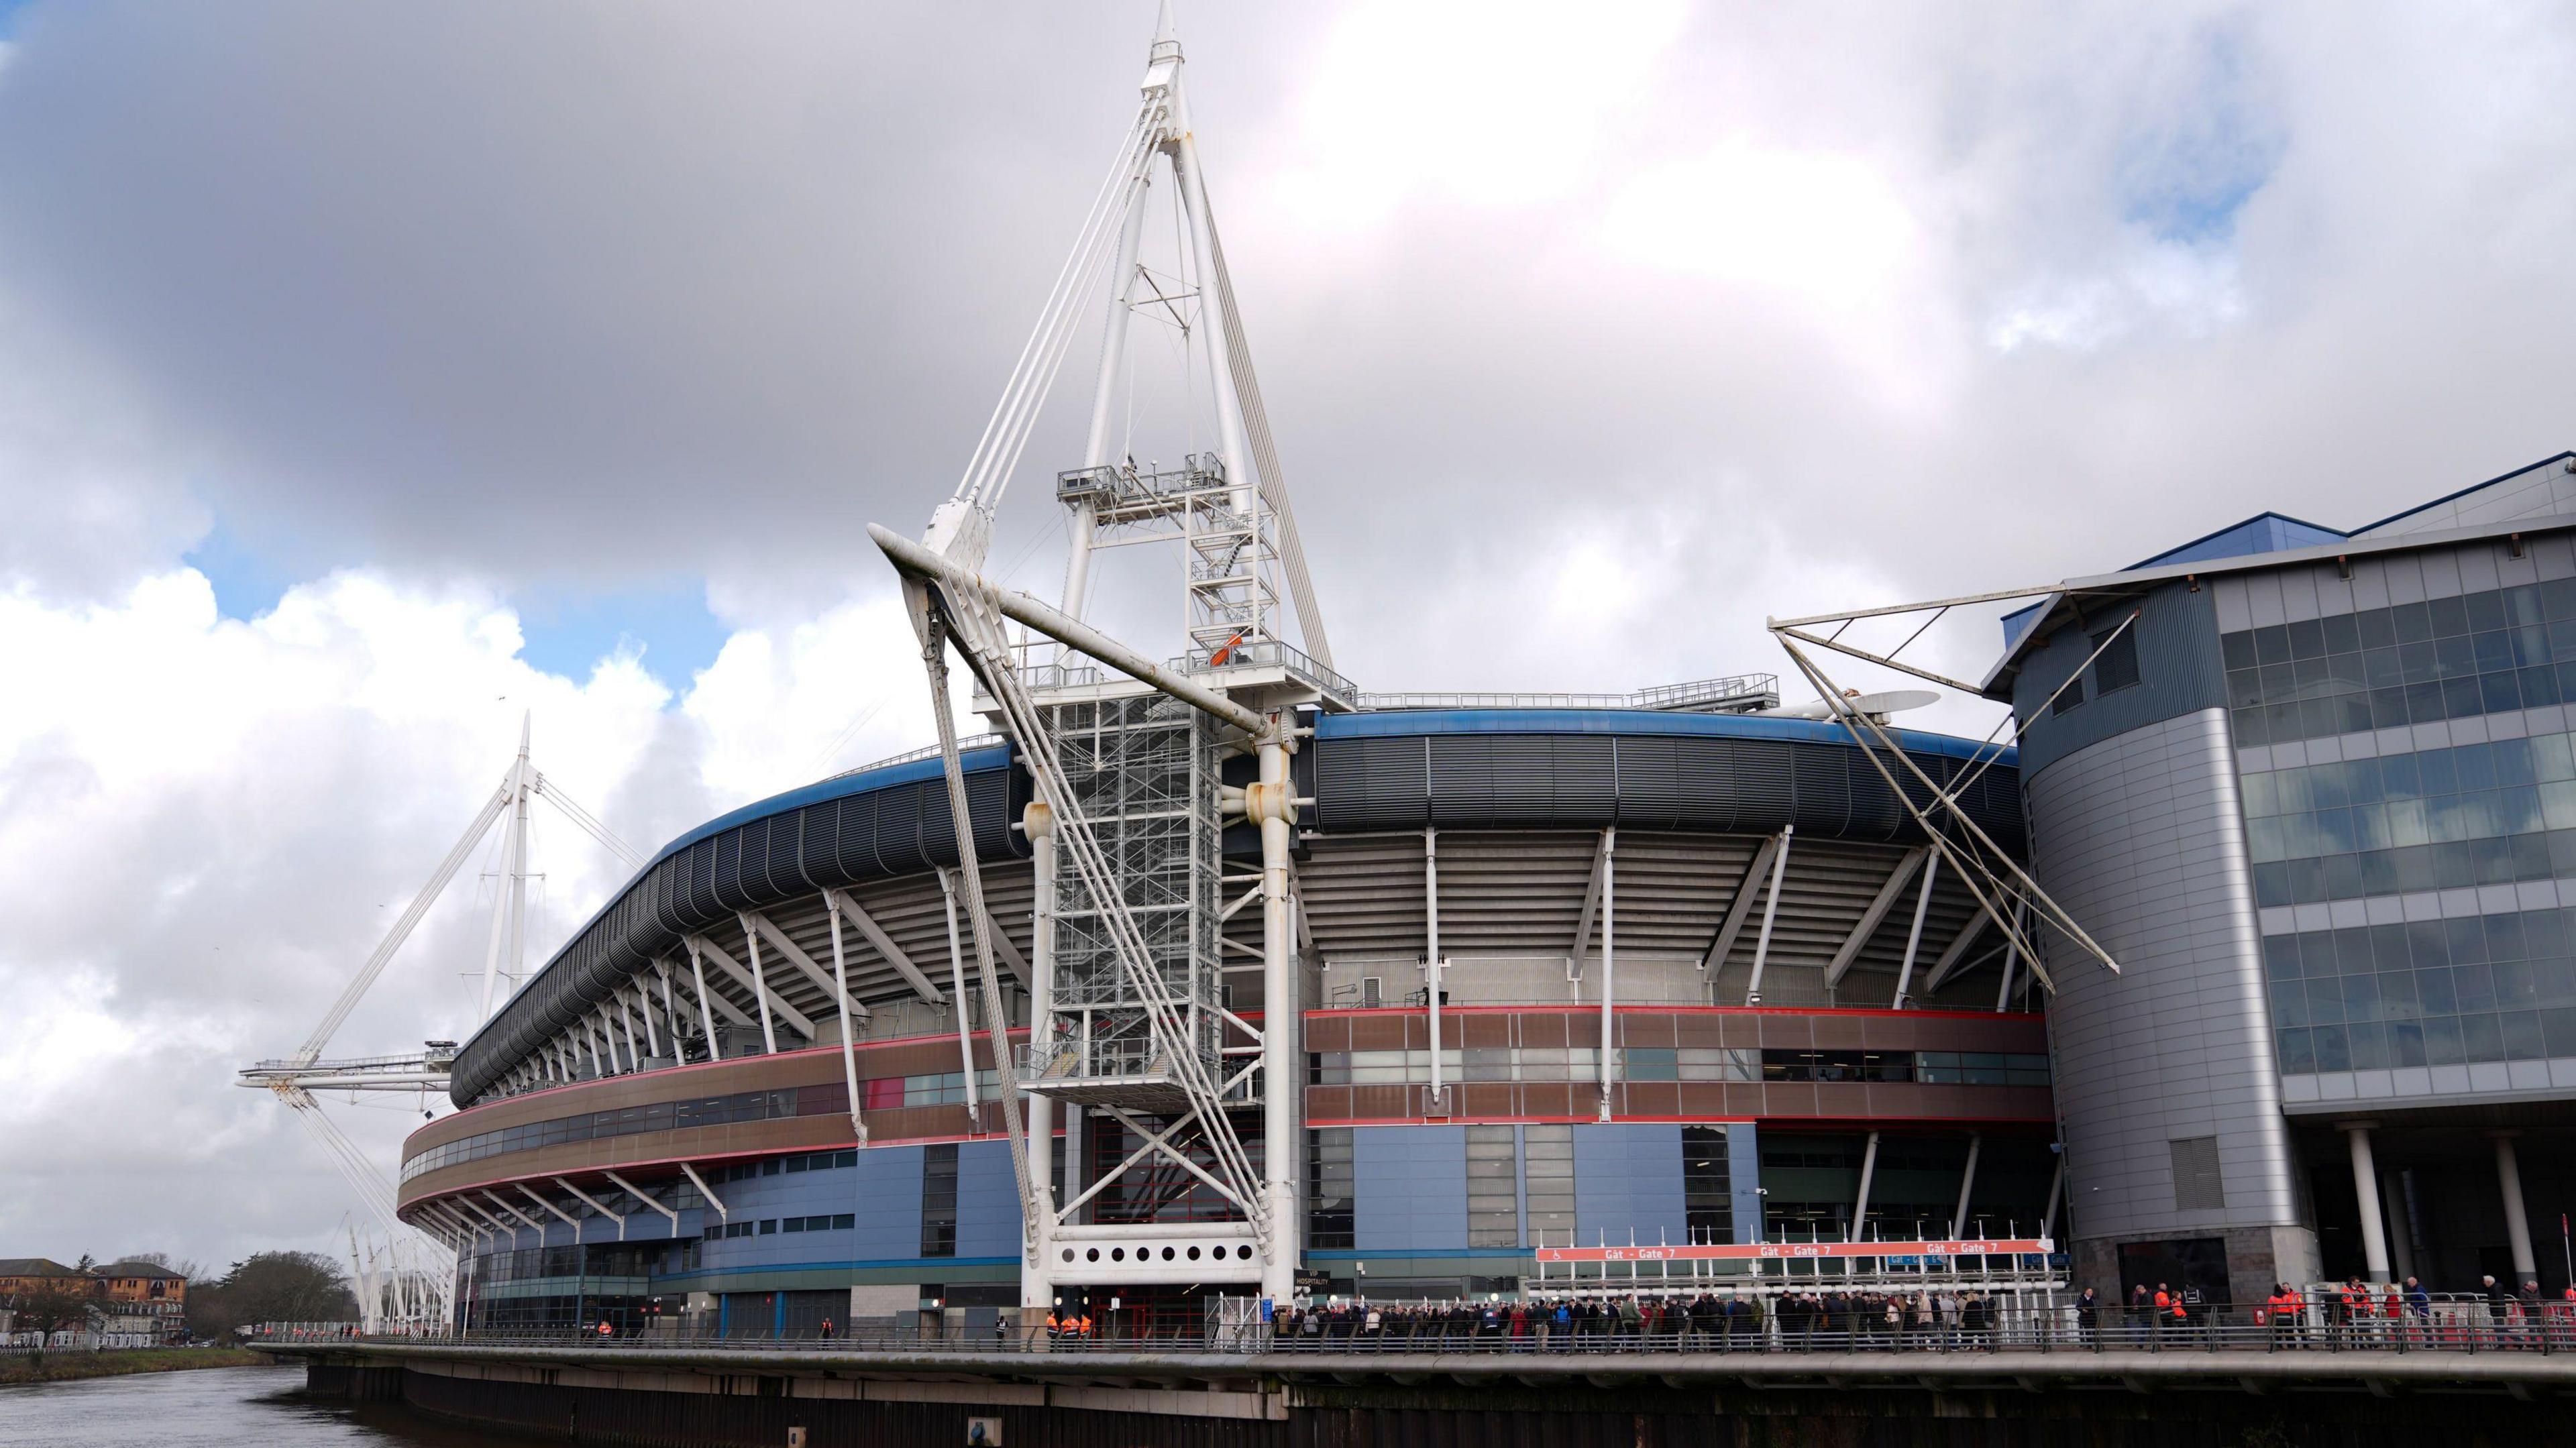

{"left": 1523, "top": 1125, "right": 1576, "bottom": 1245}
{"left": 1466, "top": 1126, "right": 1519, "bottom": 1247}
{"left": 2093, "top": 627, "right": 2141, "bottom": 695}
{"left": 1682, "top": 1126, "right": 1732, "bottom": 1245}
{"left": 1307, "top": 1128, "right": 1354, "bottom": 1250}
{"left": 2053, "top": 667, "right": 2086, "bottom": 715}
{"left": 757, "top": 1219, "right": 777, "bottom": 1235}
{"left": 920, "top": 1144, "right": 959, "bottom": 1258}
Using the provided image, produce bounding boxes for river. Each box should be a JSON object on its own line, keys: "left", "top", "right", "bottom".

{"left": 0, "top": 1365, "right": 513, "bottom": 1447}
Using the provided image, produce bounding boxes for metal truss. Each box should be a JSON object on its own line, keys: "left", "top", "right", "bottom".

{"left": 1766, "top": 590, "right": 2130, "bottom": 992}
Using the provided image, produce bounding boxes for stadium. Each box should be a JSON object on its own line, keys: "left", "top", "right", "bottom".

{"left": 400, "top": 695, "right": 2057, "bottom": 1337}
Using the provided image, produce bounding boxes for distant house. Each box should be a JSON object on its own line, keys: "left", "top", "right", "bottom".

{"left": 0, "top": 1257, "right": 189, "bottom": 1343}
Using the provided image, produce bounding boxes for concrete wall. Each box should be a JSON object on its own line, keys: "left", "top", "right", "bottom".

{"left": 2024, "top": 708, "right": 2319, "bottom": 1295}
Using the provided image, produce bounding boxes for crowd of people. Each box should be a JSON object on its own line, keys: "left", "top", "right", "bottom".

{"left": 1265, "top": 1289, "right": 2021, "bottom": 1351}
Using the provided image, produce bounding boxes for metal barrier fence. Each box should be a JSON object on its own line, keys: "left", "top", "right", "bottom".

{"left": 254, "top": 1305, "right": 2576, "bottom": 1357}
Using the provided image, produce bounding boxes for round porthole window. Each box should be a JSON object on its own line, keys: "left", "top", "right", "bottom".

{"left": 1061, "top": 1249, "right": 1075, "bottom": 1263}
{"left": 1111, "top": 1247, "right": 1126, "bottom": 1262}
{"left": 1085, "top": 1247, "right": 1099, "bottom": 1262}
{"left": 1161, "top": 1245, "right": 1175, "bottom": 1261}
{"left": 1186, "top": 1245, "right": 1201, "bottom": 1261}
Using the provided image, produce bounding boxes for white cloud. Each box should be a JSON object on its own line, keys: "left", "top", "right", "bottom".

{"left": 0, "top": 564, "right": 941, "bottom": 1264}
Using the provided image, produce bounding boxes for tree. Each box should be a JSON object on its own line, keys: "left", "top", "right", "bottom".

{"left": 11, "top": 1282, "right": 99, "bottom": 1363}
{"left": 190, "top": 1252, "right": 357, "bottom": 1339}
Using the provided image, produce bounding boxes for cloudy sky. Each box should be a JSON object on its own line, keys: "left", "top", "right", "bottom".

{"left": 1, "top": 0, "right": 2571, "bottom": 1274}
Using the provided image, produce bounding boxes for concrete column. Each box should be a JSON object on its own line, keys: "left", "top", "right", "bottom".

{"left": 2492, "top": 1131, "right": 2538, "bottom": 1282}
{"left": 1849, "top": 1131, "right": 1881, "bottom": 1242}
{"left": 1949, "top": 1133, "right": 1982, "bottom": 1237}
{"left": 1020, "top": 813, "right": 1057, "bottom": 1319}
{"left": 1256, "top": 736, "right": 1301, "bottom": 1304}
{"left": 2343, "top": 1122, "right": 2390, "bottom": 1281}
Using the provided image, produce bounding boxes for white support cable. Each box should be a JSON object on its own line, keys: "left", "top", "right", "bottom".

{"left": 1776, "top": 634, "right": 2116, "bottom": 989}
{"left": 528, "top": 771, "right": 645, "bottom": 871}
{"left": 914, "top": 607, "right": 1040, "bottom": 1240}
{"left": 295, "top": 783, "right": 510, "bottom": 1063}
{"left": 953, "top": 107, "right": 1167, "bottom": 522}
{"left": 934, "top": 868, "right": 983, "bottom": 1128}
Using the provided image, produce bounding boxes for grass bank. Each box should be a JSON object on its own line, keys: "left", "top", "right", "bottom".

{"left": 0, "top": 1347, "right": 272, "bottom": 1386}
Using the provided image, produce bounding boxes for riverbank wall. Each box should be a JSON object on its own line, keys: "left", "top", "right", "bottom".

{"left": 279, "top": 1341, "right": 2576, "bottom": 1447}
{"left": 0, "top": 1347, "right": 273, "bottom": 1386}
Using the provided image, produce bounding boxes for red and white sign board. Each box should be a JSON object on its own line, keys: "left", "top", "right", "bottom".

{"left": 1533, "top": 1239, "right": 2051, "bottom": 1264}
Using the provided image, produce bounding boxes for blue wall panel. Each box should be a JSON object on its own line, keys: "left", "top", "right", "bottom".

{"left": 1573, "top": 1123, "right": 1684, "bottom": 1247}
{"left": 1354, "top": 1126, "right": 1466, "bottom": 1252}
{"left": 955, "top": 1139, "right": 1021, "bottom": 1258}
{"left": 851, "top": 1146, "right": 926, "bottom": 1262}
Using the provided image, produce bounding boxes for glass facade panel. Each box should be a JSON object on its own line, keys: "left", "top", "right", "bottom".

{"left": 2219, "top": 579, "right": 2576, "bottom": 750}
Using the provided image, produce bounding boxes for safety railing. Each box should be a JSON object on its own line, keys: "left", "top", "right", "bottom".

{"left": 252, "top": 1304, "right": 2576, "bottom": 1357}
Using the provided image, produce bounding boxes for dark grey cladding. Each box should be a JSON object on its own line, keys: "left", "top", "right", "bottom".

{"left": 1309, "top": 710, "right": 2024, "bottom": 848}
{"left": 449, "top": 746, "right": 1029, "bottom": 1107}
{"left": 2006, "top": 578, "right": 2231, "bottom": 779}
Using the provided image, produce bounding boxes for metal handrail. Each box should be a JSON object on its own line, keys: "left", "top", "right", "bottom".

{"left": 827, "top": 734, "right": 1008, "bottom": 781}
{"left": 253, "top": 1303, "right": 2576, "bottom": 1357}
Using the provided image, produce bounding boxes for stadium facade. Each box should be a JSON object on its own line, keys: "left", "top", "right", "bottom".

{"left": 1992, "top": 450, "right": 2576, "bottom": 1306}
{"left": 405, "top": 706, "right": 2059, "bottom": 1335}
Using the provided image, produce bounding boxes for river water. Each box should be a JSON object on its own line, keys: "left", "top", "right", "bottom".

{"left": 0, "top": 1365, "right": 513, "bottom": 1447}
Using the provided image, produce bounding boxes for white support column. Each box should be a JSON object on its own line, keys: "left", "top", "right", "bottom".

{"left": 1825, "top": 848, "right": 1929, "bottom": 995}
{"left": 741, "top": 919, "right": 780, "bottom": 1055}
{"left": 1950, "top": 1132, "right": 1982, "bottom": 1236}
{"left": 1744, "top": 826, "right": 1792, "bottom": 1005}
{"left": 553, "top": 1177, "right": 627, "bottom": 1241}
{"left": 678, "top": 1162, "right": 727, "bottom": 1223}
{"left": 1701, "top": 832, "right": 1783, "bottom": 977}
{"left": 1996, "top": 903, "right": 2025, "bottom": 1012}
{"left": 1425, "top": 828, "right": 1443, "bottom": 1112}
{"left": 824, "top": 891, "right": 869, "bottom": 1148}
{"left": 2344, "top": 1121, "right": 2392, "bottom": 1281}
{"left": 633, "top": 981, "right": 660, "bottom": 1058}
{"left": 2493, "top": 1131, "right": 2539, "bottom": 1282}
{"left": 478, "top": 744, "right": 527, "bottom": 1021}
{"left": 479, "top": 714, "right": 533, "bottom": 1021}
{"left": 602, "top": 1171, "right": 680, "bottom": 1231}
{"left": 1892, "top": 851, "right": 1941, "bottom": 1008}
{"left": 1850, "top": 1131, "right": 1881, "bottom": 1241}
{"left": 1172, "top": 85, "right": 1262, "bottom": 607}
{"left": 1598, "top": 827, "right": 1617, "bottom": 1122}
{"left": 686, "top": 941, "right": 721, "bottom": 1057}
{"left": 935, "top": 868, "right": 983, "bottom": 1129}
{"left": 1255, "top": 732, "right": 1300, "bottom": 1304}
{"left": 1021, "top": 804, "right": 1058, "bottom": 1317}
{"left": 1063, "top": 164, "right": 1155, "bottom": 622}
